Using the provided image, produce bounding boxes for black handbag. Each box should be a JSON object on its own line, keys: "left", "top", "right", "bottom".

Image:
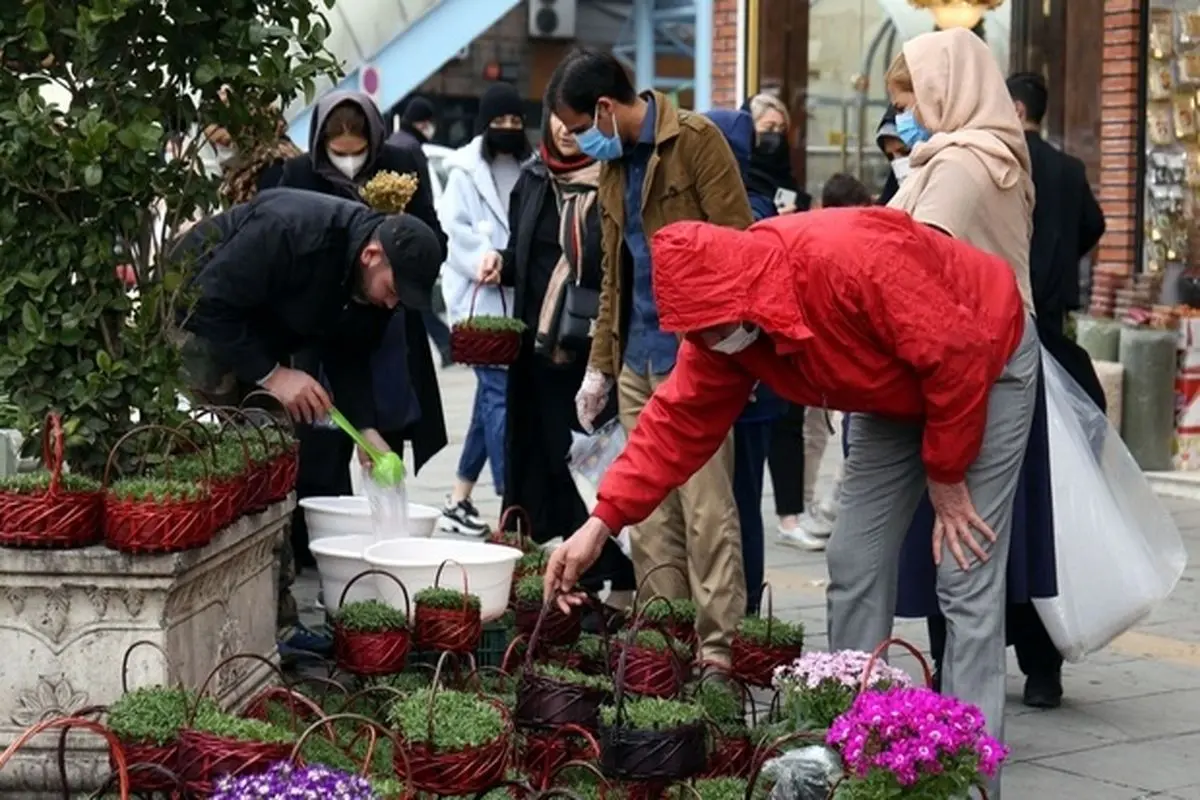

{"left": 535, "top": 190, "right": 599, "bottom": 358}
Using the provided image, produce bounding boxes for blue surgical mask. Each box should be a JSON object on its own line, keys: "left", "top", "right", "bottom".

{"left": 895, "top": 110, "right": 931, "bottom": 149}
{"left": 574, "top": 106, "right": 623, "bottom": 161}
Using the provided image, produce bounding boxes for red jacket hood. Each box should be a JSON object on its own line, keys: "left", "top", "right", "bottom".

{"left": 651, "top": 221, "right": 814, "bottom": 346}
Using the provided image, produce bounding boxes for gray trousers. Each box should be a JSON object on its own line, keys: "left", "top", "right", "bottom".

{"left": 825, "top": 320, "right": 1038, "bottom": 799}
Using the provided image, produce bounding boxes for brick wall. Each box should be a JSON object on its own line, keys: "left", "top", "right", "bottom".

{"left": 1096, "top": 0, "right": 1143, "bottom": 275}
{"left": 712, "top": 0, "right": 739, "bottom": 107}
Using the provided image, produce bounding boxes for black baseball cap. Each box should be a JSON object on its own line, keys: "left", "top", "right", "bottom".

{"left": 376, "top": 215, "right": 442, "bottom": 311}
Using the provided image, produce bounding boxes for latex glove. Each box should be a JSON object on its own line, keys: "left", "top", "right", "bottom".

{"left": 574, "top": 368, "right": 613, "bottom": 433}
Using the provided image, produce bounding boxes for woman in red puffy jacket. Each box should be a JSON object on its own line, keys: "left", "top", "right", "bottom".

{"left": 546, "top": 205, "right": 1038, "bottom": 749}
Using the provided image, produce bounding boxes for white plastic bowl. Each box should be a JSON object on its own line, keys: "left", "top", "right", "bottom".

{"left": 363, "top": 539, "right": 522, "bottom": 622}
{"left": 299, "top": 496, "right": 442, "bottom": 540}
{"left": 308, "top": 535, "right": 376, "bottom": 613}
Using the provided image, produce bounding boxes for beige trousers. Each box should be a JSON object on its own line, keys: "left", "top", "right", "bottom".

{"left": 617, "top": 367, "right": 746, "bottom": 665}
{"left": 802, "top": 407, "right": 831, "bottom": 508}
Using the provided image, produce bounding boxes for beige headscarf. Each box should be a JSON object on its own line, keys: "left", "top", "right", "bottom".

{"left": 905, "top": 28, "right": 1032, "bottom": 199}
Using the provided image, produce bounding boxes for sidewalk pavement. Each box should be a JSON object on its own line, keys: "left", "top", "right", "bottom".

{"left": 298, "top": 365, "right": 1200, "bottom": 798}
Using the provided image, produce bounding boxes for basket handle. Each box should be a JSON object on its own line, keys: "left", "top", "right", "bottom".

{"left": 612, "top": 594, "right": 681, "bottom": 727}
{"left": 187, "top": 651, "right": 289, "bottom": 725}
{"left": 433, "top": 558, "right": 473, "bottom": 615}
{"left": 536, "top": 724, "right": 602, "bottom": 789}
{"left": 243, "top": 684, "right": 334, "bottom": 742}
{"left": 337, "top": 568, "right": 413, "bottom": 627}
{"left": 218, "top": 405, "right": 273, "bottom": 459}
{"left": 0, "top": 717, "right": 131, "bottom": 799}
{"left": 497, "top": 506, "right": 533, "bottom": 547}
{"left": 120, "top": 639, "right": 179, "bottom": 695}
{"left": 240, "top": 389, "right": 297, "bottom": 441}
{"left": 426, "top": 650, "right": 476, "bottom": 744}
{"left": 173, "top": 417, "right": 220, "bottom": 470}
{"left": 522, "top": 588, "right": 573, "bottom": 669}
{"left": 468, "top": 281, "right": 509, "bottom": 321}
{"left": 102, "top": 424, "right": 208, "bottom": 489}
{"left": 40, "top": 412, "right": 65, "bottom": 495}
{"left": 192, "top": 405, "right": 252, "bottom": 469}
{"left": 630, "top": 563, "right": 689, "bottom": 617}
{"left": 860, "top": 636, "right": 933, "bottom": 694}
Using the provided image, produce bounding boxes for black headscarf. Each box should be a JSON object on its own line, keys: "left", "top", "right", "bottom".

{"left": 877, "top": 104, "right": 902, "bottom": 206}
{"left": 740, "top": 98, "right": 808, "bottom": 210}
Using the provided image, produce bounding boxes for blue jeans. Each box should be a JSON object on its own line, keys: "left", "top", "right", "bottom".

{"left": 457, "top": 367, "right": 507, "bottom": 495}
{"left": 734, "top": 420, "right": 771, "bottom": 615}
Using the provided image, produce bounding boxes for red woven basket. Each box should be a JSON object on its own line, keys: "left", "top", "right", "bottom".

{"left": 182, "top": 410, "right": 248, "bottom": 531}
{"left": 414, "top": 560, "right": 483, "bottom": 654}
{"left": 730, "top": 584, "right": 802, "bottom": 688}
{"left": 701, "top": 733, "right": 754, "bottom": 778}
{"left": 608, "top": 595, "right": 688, "bottom": 700}
{"left": 0, "top": 413, "right": 103, "bottom": 549}
{"left": 102, "top": 425, "right": 215, "bottom": 555}
{"left": 334, "top": 569, "right": 413, "bottom": 676}
{"left": 240, "top": 392, "right": 299, "bottom": 503}
{"left": 450, "top": 284, "right": 522, "bottom": 367}
{"left": 222, "top": 407, "right": 272, "bottom": 513}
{"left": 490, "top": 506, "right": 538, "bottom": 552}
{"left": 176, "top": 729, "right": 293, "bottom": 794}
{"left": 521, "top": 724, "right": 601, "bottom": 788}
{"left": 515, "top": 599, "right": 580, "bottom": 648}
{"left": 110, "top": 738, "right": 179, "bottom": 793}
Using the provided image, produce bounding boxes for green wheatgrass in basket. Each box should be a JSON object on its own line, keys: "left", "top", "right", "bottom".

{"left": 387, "top": 687, "right": 504, "bottom": 752}
{"left": 514, "top": 573, "right": 547, "bottom": 605}
{"left": 621, "top": 629, "right": 692, "bottom": 660}
{"left": 531, "top": 663, "right": 613, "bottom": 693}
{"left": 737, "top": 616, "right": 804, "bottom": 648}
{"left": 108, "top": 477, "right": 205, "bottom": 503}
{"left": 574, "top": 632, "right": 606, "bottom": 662}
{"left": 600, "top": 696, "right": 704, "bottom": 730}
{"left": 414, "top": 586, "right": 482, "bottom": 612}
{"left": 336, "top": 599, "right": 407, "bottom": 632}
{"left": 190, "top": 707, "right": 296, "bottom": 745}
{"left": 152, "top": 452, "right": 241, "bottom": 482}
{"left": 371, "top": 777, "right": 407, "bottom": 800}
{"left": 0, "top": 471, "right": 100, "bottom": 494}
{"left": 640, "top": 598, "right": 697, "bottom": 625}
{"left": 107, "top": 687, "right": 217, "bottom": 746}
{"left": 516, "top": 548, "right": 549, "bottom": 576}
{"left": 454, "top": 316, "right": 528, "bottom": 334}
{"left": 690, "top": 680, "right": 745, "bottom": 735}
{"left": 692, "top": 777, "right": 751, "bottom": 800}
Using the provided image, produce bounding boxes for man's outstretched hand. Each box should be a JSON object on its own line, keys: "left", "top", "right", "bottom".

{"left": 545, "top": 516, "right": 612, "bottom": 613}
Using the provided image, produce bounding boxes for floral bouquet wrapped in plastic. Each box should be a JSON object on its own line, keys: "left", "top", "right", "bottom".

{"left": 210, "top": 761, "right": 377, "bottom": 799}
{"left": 826, "top": 687, "right": 1007, "bottom": 798}
{"left": 774, "top": 649, "right": 912, "bottom": 730}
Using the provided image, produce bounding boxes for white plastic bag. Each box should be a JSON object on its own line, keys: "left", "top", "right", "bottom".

{"left": 362, "top": 473, "right": 410, "bottom": 540}
{"left": 1033, "top": 348, "right": 1188, "bottom": 661}
{"left": 568, "top": 418, "right": 632, "bottom": 555}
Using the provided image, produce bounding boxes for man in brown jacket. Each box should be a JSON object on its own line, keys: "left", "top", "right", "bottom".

{"left": 548, "top": 50, "right": 755, "bottom": 665}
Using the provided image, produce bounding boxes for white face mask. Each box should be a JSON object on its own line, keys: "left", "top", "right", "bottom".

{"left": 328, "top": 151, "right": 368, "bottom": 179}
{"left": 711, "top": 324, "right": 761, "bottom": 355}
{"left": 891, "top": 156, "right": 912, "bottom": 184}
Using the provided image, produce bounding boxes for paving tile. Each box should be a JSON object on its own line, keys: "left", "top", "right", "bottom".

{"left": 1035, "top": 732, "right": 1200, "bottom": 793}
{"left": 1000, "top": 762, "right": 1145, "bottom": 799}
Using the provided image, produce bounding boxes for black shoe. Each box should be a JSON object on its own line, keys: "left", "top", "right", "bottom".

{"left": 1023, "top": 672, "right": 1063, "bottom": 709}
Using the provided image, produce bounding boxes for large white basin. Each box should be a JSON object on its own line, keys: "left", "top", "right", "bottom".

{"left": 309, "top": 535, "right": 376, "bottom": 613}
{"left": 364, "top": 539, "right": 522, "bottom": 622}
{"left": 300, "top": 496, "right": 442, "bottom": 540}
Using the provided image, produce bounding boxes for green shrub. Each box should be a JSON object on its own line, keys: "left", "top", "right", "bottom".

{"left": 414, "top": 587, "right": 481, "bottom": 612}
{"left": 599, "top": 697, "right": 703, "bottom": 730}
{"left": 452, "top": 316, "right": 527, "bottom": 334}
{"left": 514, "top": 574, "right": 545, "bottom": 604}
{"left": 737, "top": 617, "right": 804, "bottom": 648}
{"left": 691, "top": 680, "right": 745, "bottom": 734}
{"left": 190, "top": 707, "right": 295, "bottom": 745}
{"left": 640, "top": 598, "right": 697, "bottom": 624}
{"left": 107, "top": 477, "right": 204, "bottom": 503}
{"left": 516, "top": 549, "right": 549, "bottom": 576}
{"left": 336, "top": 599, "right": 407, "bottom": 632}
{"left": 532, "top": 664, "right": 612, "bottom": 693}
{"left": 0, "top": 470, "right": 100, "bottom": 494}
{"left": 692, "top": 777, "right": 749, "bottom": 800}
{"left": 107, "top": 687, "right": 215, "bottom": 746}
{"left": 387, "top": 688, "right": 504, "bottom": 752}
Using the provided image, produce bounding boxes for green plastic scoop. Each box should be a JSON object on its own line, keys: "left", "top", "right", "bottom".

{"left": 328, "top": 408, "right": 407, "bottom": 487}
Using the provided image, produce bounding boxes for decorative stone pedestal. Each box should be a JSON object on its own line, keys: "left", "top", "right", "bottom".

{"left": 0, "top": 496, "right": 294, "bottom": 796}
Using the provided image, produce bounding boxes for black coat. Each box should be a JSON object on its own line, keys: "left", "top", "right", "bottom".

{"left": 266, "top": 144, "right": 450, "bottom": 470}
{"left": 181, "top": 188, "right": 390, "bottom": 430}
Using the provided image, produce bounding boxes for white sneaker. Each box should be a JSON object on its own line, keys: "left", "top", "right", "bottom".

{"left": 438, "top": 496, "right": 490, "bottom": 537}
{"left": 778, "top": 522, "right": 827, "bottom": 551}
{"left": 802, "top": 508, "right": 835, "bottom": 538}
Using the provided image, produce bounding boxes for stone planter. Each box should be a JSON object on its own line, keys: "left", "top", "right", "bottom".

{"left": 0, "top": 496, "right": 293, "bottom": 796}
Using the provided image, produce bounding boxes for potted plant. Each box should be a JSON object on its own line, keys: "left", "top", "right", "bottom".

{"left": 516, "top": 663, "right": 613, "bottom": 731}
{"left": 333, "top": 570, "right": 413, "bottom": 675}
{"left": 0, "top": 413, "right": 103, "bottom": 549}
{"left": 730, "top": 616, "right": 804, "bottom": 689}
{"left": 774, "top": 649, "right": 912, "bottom": 731}
{"left": 598, "top": 696, "right": 708, "bottom": 783}
{"left": 514, "top": 574, "right": 581, "bottom": 648}
{"left": 692, "top": 679, "right": 753, "bottom": 779}
{"left": 639, "top": 598, "right": 697, "bottom": 652}
{"left": 237, "top": 393, "right": 300, "bottom": 504}
{"left": 490, "top": 506, "right": 540, "bottom": 552}
{"left": 573, "top": 633, "right": 609, "bottom": 676}
{"left": 414, "top": 583, "right": 483, "bottom": 655}
{"left": 104, "top": 474, "right": 214, "bottom": 554}
{"left": 609, "top": 629, "right": 689, "bottom": 699}
{"left": 156, "top": 441, "right": 246, "bottom": 531}
{"left": 106, "top": 686, "right": 216, "bottom": 792}
{"left": 176, "top": 707, "right": 296, "bottom": 794}
{"left": 387, "top": 685, "right": 511, "bottom": 795}
{"left": 450, "top": 286, "right": 526, "bottom": 367}
{"left": 826, "top": 687, "right": 1007, "bottom": 798}
{"left": 211, "top": 761, "right": 377, "bottom": 799}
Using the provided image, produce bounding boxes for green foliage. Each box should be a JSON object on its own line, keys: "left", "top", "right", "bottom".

{"left": 366, "top": 671, "right": 431, "bottom": 695}
{"left": 0, "top": 0, "right": 339, "bottom": 477}
{"left": 621, "top": 629, "right": 689, "bottom": 658}
{"left": 190, "top": 707, "right": 295, "bottom": 744}
{"left": 640, "top": 598, "right": 697, "bottom": 624}
{"left": 692, "top": 777, "right": 750, "bottom": 800}
{"left": 600, "top": 697, "right": 703, "bottom": 730}
{"left": 837, "top": 752, "right": 983, "bottom": 800}
{"left": 691, "top": 681, "right": 745, "bottom": 734}
{"left": 574, "top": 633, "right": 606, "bottom": 662}
{"left": 414, "top": 586, "right": 481, "bottom": 612}
{"left": 453, "top": 316, "right": 528, "bottom": 335}
{"left": 514, "top": 573, "right": 545, "bottom": 604}
{"left": 532, "top": 664, "right": 612, "bottom": 693}
{"left": 386, "top": 688, "right": 504, "bottom": 752}
{"left": 371, "top": 777, "right": 407, "bottom": 799}
{"left": 336, "top": 599, "right": 407, "bottom": 632}
{"left": 517, "top": 548, "right": 548, "bottom": 575}
{"left": 107, "top": 687, "right": 215, "bottom": 745}
{"left": 737, "top": 617, "right": 804, "bottom": 648}
{"left": 0, "top": 470, "right": 100, "bottom": 494}
{"left": 108, "top": 477, "right": 204, "bottom": 503}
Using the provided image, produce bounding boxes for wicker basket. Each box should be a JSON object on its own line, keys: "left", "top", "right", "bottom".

{"left": 515, "top": 599, "right": 580, "bottom": 649}
{"left": 102, "top": 425, "right": 215, "bottom": 555}
{"left": 450, "top": 285, "right": 522, "bottom": 367}
{"left": 414, "top": 559, "right": 483, "bottom": 654}
{"left": 334, "top": 570, "right": 413, "bottom": 676}
{"left": 0, "top": 413, "right": 103, "bottom": 549}
{"left": 110, "top": 738, "right": 181, "bottom": 793}
{"left": 490, "top": 506, "right": 539, "bottom": 552}
{"left": 730, "top": 584, "right": 802, "bottom": 688}
{"left": 240, "top": 392, "right": 299, "bottom": 503}
{"left": 521, "top": 724, "right": 601, "bottom": 788}
{"left": 176, "top": 728, "right": 293, "bottom": 794}
{"left": 182, "top": 410, "right": 249, "bottom": 530}
{"left": 223, "top": 407, "right": 273, "bottom": 513}
{"left": 515, "top": 597, "right": 607, "bottom": 731}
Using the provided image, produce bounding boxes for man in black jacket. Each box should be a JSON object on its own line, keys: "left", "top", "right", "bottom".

{"left": 175, "top": 187, "right": 442, "bottom": 655}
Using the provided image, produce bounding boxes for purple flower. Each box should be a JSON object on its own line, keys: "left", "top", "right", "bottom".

{"left": 210, "top": 761, "right": 378, "bottom": 799}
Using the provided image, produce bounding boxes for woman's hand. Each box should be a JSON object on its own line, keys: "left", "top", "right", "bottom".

{"left": 928, "top": 479, "right": 996, "bottom": 571}
{"left": 356, "top": 428, "right": 392, "bottom": 470}
{"left": 477, "top": 250, "right": 502, "bottom": 284}
{"left": 777, "top": 202, "right": 798, "bottom": 215}
{"left": 545, "top": 517, "right": 612, "bottom": 612}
